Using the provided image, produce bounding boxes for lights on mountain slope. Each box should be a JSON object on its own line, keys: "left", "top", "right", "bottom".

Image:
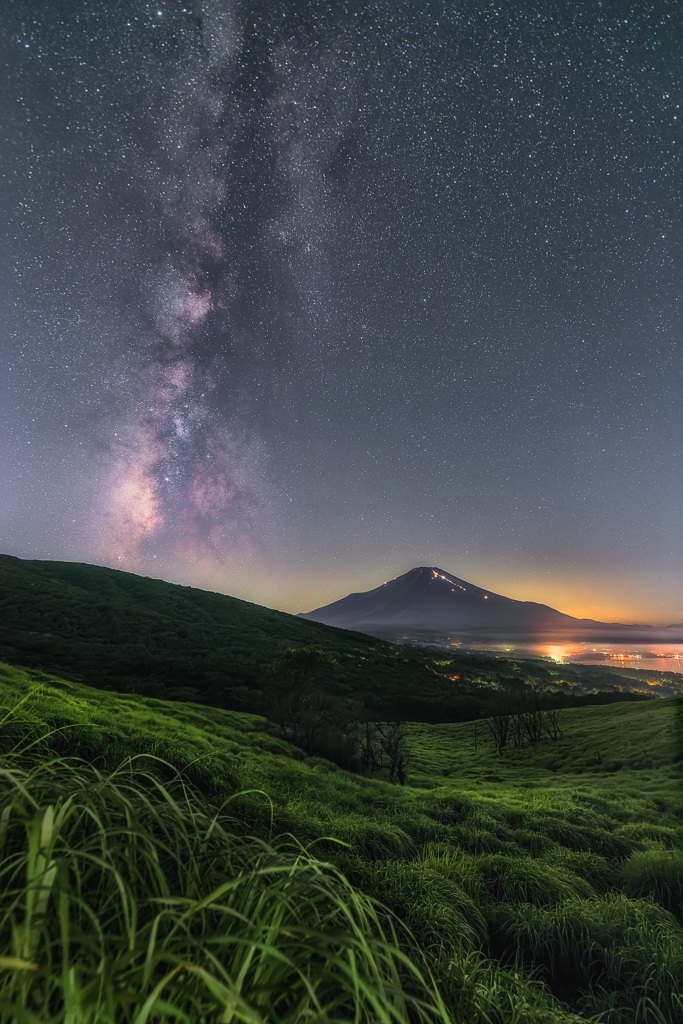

{"left": 431, "top": 570, "right": 467, "bottom": 593}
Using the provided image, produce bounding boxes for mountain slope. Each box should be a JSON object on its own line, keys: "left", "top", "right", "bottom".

{"left": 301, "top": 566, "right": 682, "bottom": 640}
{"left": 0, "top": 554, "right": 518, "bottom": 719}
{"left": 2, "top": 555, "right": 678, "bottom": 715}
{"left": 0, "top": 553, "right": 408, "bottom": 697}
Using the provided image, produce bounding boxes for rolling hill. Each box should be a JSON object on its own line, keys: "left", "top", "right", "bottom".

{"left": 1, "top": 555, "right": 679, "bottom": 717}
{"left": 0, "top": 660, "right": 681, "bottom": 1023}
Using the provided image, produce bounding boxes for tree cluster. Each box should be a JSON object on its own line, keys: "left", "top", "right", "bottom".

{"left": 474, "top": 680, "right": 565, "bottom": 755}
{"left": 356, "top": 719, "right": 411, "bottom": 785}
{"left": 266, "top": 647, "right": 411, "bottom": 783}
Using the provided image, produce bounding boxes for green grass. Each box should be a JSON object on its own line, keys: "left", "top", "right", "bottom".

{"left": 0, "top": 754, "right": 450, "bottom": 1022}
{"left": 493, "top": 895, "right": 683, "bottom": 1021}
{"left": 620, "top": 849, "right": 683, "bottom": 919}
{"left": 0, "top": 661, "right": 682, "bottom": 1023}
{"left": 407, "top": 698, "right": 681, "bottom": 779}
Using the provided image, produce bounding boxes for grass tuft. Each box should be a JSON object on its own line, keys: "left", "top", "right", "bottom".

{"left": 620, "top": 849, "right": 683, "bottom": 921}
{"left": 494, "top": 893, "right": 683, "bottom": 1023}
{"left": 0, "top": 751, "right": 449, "bottom": 1023}
{"left": 1, "top": 666, "right": 682, "bottom": 1023}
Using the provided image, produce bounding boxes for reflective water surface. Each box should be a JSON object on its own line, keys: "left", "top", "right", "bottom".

{"left": 458, "top": 640, "right": 683, "bottom": 674}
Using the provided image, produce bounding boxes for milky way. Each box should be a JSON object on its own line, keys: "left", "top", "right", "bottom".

{"left": 2, "top": 1, "right": 681, "bottom": 621}
{"left": 100, "top": 8, "right": 272, "bottom": 572}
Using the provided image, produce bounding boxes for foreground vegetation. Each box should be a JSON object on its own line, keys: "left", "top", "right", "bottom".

{"left": 0, "top": 661, "right": 681, "bottom": 1022}
{"left": 0, "top": 752, "right": 448, "bottom": 1022}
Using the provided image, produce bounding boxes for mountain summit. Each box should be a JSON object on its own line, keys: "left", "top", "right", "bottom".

{"left": 300, "top": 567, "right": 680, "bottom": 640}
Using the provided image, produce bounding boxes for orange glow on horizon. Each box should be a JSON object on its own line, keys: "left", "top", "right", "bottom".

{"left": 465, "top": 568, "right": 681, "bottom": 629}
{"left": 264, "top": 576, "right": 680, "bottom": 627}
{"left": 126, "top": 557, "right": 681, "bottom": 630}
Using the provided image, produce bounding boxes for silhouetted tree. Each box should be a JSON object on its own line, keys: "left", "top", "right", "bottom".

{"left": 485, "top": 712, "right": 513, "bottom": 754}
{"left": 358, "top": 720, "right": 383, "bottom": 772}
{"left": 376, "top": 721, "right": 410, "bottom": 785}
{"left": 267, "top": 646, "right": 338, "bottom": 751}
{"left": 266, "top": 648, "right": 362, "bottom": 768}
{"left": 482, "top": 680, "right": 565, "bottom": 754}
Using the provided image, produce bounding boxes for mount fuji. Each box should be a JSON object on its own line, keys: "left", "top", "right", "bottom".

{"left": 300, "top": 567, "right": 683, "bottom": 642}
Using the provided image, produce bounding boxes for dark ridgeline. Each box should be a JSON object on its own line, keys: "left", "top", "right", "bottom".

{"left": 300, "top": 566, "right": 683, "bottom": 642}
{"left": 3, "top": 554, "right": 679, "bottom": 720}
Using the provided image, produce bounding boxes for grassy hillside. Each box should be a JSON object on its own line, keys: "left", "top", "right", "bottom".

{"left": 0, "top": 554, "right": 496, "bottom": 718}
{"left": 1, "top": 660, "right": 681, "bottom": 1022}
{"left": 0, "top": 556, "right": 676, "bottom": 723}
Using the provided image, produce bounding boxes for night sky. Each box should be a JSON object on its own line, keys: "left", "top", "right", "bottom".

{"left": 2, "top": 1, "right": 681, "bottom": 624}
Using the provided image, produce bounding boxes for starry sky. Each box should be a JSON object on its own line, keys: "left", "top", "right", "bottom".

{"left": 2, "top": 0, "right": 681, "bottom": 625}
